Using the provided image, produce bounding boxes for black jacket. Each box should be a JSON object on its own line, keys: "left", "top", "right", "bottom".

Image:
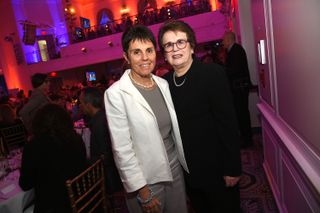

{"left": 164, "top": 59, "right": 241, "bottom": 187}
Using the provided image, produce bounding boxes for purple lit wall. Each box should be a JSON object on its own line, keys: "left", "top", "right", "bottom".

{"left": 11, "top": 0, "right": 68, "bottom": 64}
{"left": 46, "top": 0, "right": 69, "bottom": 48}
{"left": 0, "top": 1, "right": 32, "bottom": 91}
{"left": 250, "top": 0, "right": 320, "bottom": 211}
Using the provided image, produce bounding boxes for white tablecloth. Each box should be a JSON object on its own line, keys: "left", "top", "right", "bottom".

{"left": 0, "top": 128, "right": 91, "bottom": 213}
{"left": 75, "top": 127, "right": 91, "bottom": 159}
{"left": 0, "top": 171, "right": 34, "bottom": 213}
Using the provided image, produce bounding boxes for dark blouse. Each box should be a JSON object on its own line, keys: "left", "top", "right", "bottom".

{"left": 19, "top": 134, "right": 87, "bottom": 213}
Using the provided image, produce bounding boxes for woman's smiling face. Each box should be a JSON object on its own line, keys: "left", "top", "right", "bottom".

{"left": 124, "top": 39, "right": 156, "bottom": 78}
{"left": 162, "top": 31, "right": 194, "bottom": 73}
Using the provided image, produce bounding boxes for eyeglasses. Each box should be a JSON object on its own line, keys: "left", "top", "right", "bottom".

{"left": 163, "top": 39, "right": 188, "bottom": 53}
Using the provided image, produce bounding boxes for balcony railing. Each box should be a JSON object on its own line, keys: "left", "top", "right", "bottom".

{"left": 24, "top": 0, "right": 213, "bottom": 65}
{"left": 70, "top": 0, "right": 212, "bottom": 43}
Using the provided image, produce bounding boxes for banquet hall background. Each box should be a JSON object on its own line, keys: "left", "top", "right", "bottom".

{"left": 0, "top": 0, "right": 319, "bottom": 212}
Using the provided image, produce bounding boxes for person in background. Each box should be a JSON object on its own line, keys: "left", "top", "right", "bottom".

{"left": 19, "top": 73, "right": 51, "bottom": 133}
{"left": 158, "top": 20, "right": 242, "bottom": 213}
{"left": 212, "top": 44, "right": 226, "bottom": 65}
{"left": 19, "top": 104, "right": 87, "bottom": 213}
{"left": 27, "top": 90, "right": 32, "bottom": 98}
{"left": 104, "top": 25, "right": 189, "bottom": 213}
{"left": 16, "top": 89, "right": 29, "bottom": 116}
{"left": 79, "top": 87, "right": 123, "bottom": 203}
{"left": 0, "top": 104, "right": 18, "bottom": 126}
{"left": 222, "top": 31, "right": 253, "bottom": 148}
{"left": 49, "top": 94, "right": 65, "bottom": 107}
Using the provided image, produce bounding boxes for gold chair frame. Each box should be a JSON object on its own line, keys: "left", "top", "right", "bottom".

{"left": 65, "top": 157, "right": 110, "bottom": 213}
{"left": 0, "top": 137, "right": 6, "bottom": 158}
{"left": 0, "top": 122, "right": 27, "bottom": 154}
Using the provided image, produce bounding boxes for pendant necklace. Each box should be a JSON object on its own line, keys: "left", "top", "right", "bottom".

{"left": 173, "top": 71, "right": 187, "bottom": 87}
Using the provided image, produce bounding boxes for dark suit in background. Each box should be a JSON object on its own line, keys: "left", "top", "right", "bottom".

{"left": 225, "top": 42, "right": 253, "bottom": 147}
{"left": 79, "top": 87, "right": 123, "bottom": 212}
{"left": 88, "top": 109, "right": 122, "bottom": 194}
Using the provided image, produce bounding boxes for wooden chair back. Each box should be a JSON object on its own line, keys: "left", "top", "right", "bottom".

{"left": 65, "top": 157, "right": 110, "bottom": 213}
{"left": 0, "top": 122, "right": 27, "bottom": 154}
{"left": 0, "top": 137, "right": 7, "bottom": 158}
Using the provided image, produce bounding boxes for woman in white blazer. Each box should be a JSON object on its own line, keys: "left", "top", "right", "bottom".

{"left": 104, "top": 25, "right": 189, "bottom": 213}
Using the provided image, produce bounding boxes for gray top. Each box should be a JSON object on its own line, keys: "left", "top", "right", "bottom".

{"left": 19, "top": 88, "right": 50, "bottom": 133}
{"left": 135, "top": 84, "right": 178, "bottom": 168}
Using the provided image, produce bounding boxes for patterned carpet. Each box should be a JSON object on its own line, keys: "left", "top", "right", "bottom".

{"left": 112, "top": 133, "right": 279, "bottom": 213}
{"left": 239, "top": 133, "right": 279, "bottom": 213}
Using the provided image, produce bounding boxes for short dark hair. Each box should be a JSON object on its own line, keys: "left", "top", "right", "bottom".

{"left": 121, "top": 25, "right": 157, "bottom": 54}
{"left": 158, "top": 20, "right": 196, "bottom": 53}
{"left": 81, "top": 87, "right": 103, "bottom": 109}
{"left": 31, "top": 73, "right": 48, "bottom": 88}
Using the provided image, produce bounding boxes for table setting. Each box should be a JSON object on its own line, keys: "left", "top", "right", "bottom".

{"left": 0, "top": 148, "right": 34, "bottom": 213}
{"left": 0, "top": 118, "right": 92, "bottom": 212}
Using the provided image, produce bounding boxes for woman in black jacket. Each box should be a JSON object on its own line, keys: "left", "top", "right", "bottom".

{"left": 158, "top": 20, "right": 242, "bottom": 213}
{"left": 19, "top": 104, "right": 87, "bottom": 213}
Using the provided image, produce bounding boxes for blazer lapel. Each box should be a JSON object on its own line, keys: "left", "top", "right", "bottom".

{"left": 119, "top": 70, "right": 154, "bottom": 115}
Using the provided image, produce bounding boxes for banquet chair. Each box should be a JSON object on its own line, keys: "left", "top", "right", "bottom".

{"left": 0, "top": 122, "right": 27, "bottom": 154}
{"left": 65, "top": 156, "right": 111, "bottom": 213}
{"left": 0, "top": 137, "right": 7, "bottom": 158}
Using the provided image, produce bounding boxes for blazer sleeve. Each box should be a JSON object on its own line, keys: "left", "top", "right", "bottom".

{"left": 104, "top": 87, "right": 147, "bottom": 193}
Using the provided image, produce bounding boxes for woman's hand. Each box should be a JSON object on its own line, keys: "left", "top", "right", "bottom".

{"left": 138, "top": 186, "right": 161, "bottom": 213}
{"left": 141, "top": 197, "right": 161, "bottom": 213}
{"left": 224, "top": 176, "right": 241, "bottom": 187}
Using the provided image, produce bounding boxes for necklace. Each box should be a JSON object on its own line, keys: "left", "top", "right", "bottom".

{"left": 173, "top": 72, "right": 187, "bottom": 87}
{"left": 129, "top": 72, "right": 155, "bottom": 89}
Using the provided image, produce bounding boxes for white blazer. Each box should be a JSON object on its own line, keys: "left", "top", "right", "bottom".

{"left": 104, "top": 69, "right": 189, "bottom": 193}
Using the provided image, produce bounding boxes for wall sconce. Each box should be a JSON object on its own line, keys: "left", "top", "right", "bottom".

{"left": 64, "top": 7, "right": 75, "bottom": 14}
{"left": 107, "top": 41, "right": 113, "bottom": 47}
{"left": 167, "top": 8, "right": 171, "bottom": 18}
{"left": 64, "top": 2, "right": 76, "bottom": 31}
{"left": 81, "top": 47, "right": 87, "bottom": 53}
{"left": 164, "top": 0, "right": 175, "bottom": 5}
{"left": 120, "top": 5, "right": 130, "bottom": 15}
{"left": 70, "top": 8, "right": 75, "bottom": 14}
